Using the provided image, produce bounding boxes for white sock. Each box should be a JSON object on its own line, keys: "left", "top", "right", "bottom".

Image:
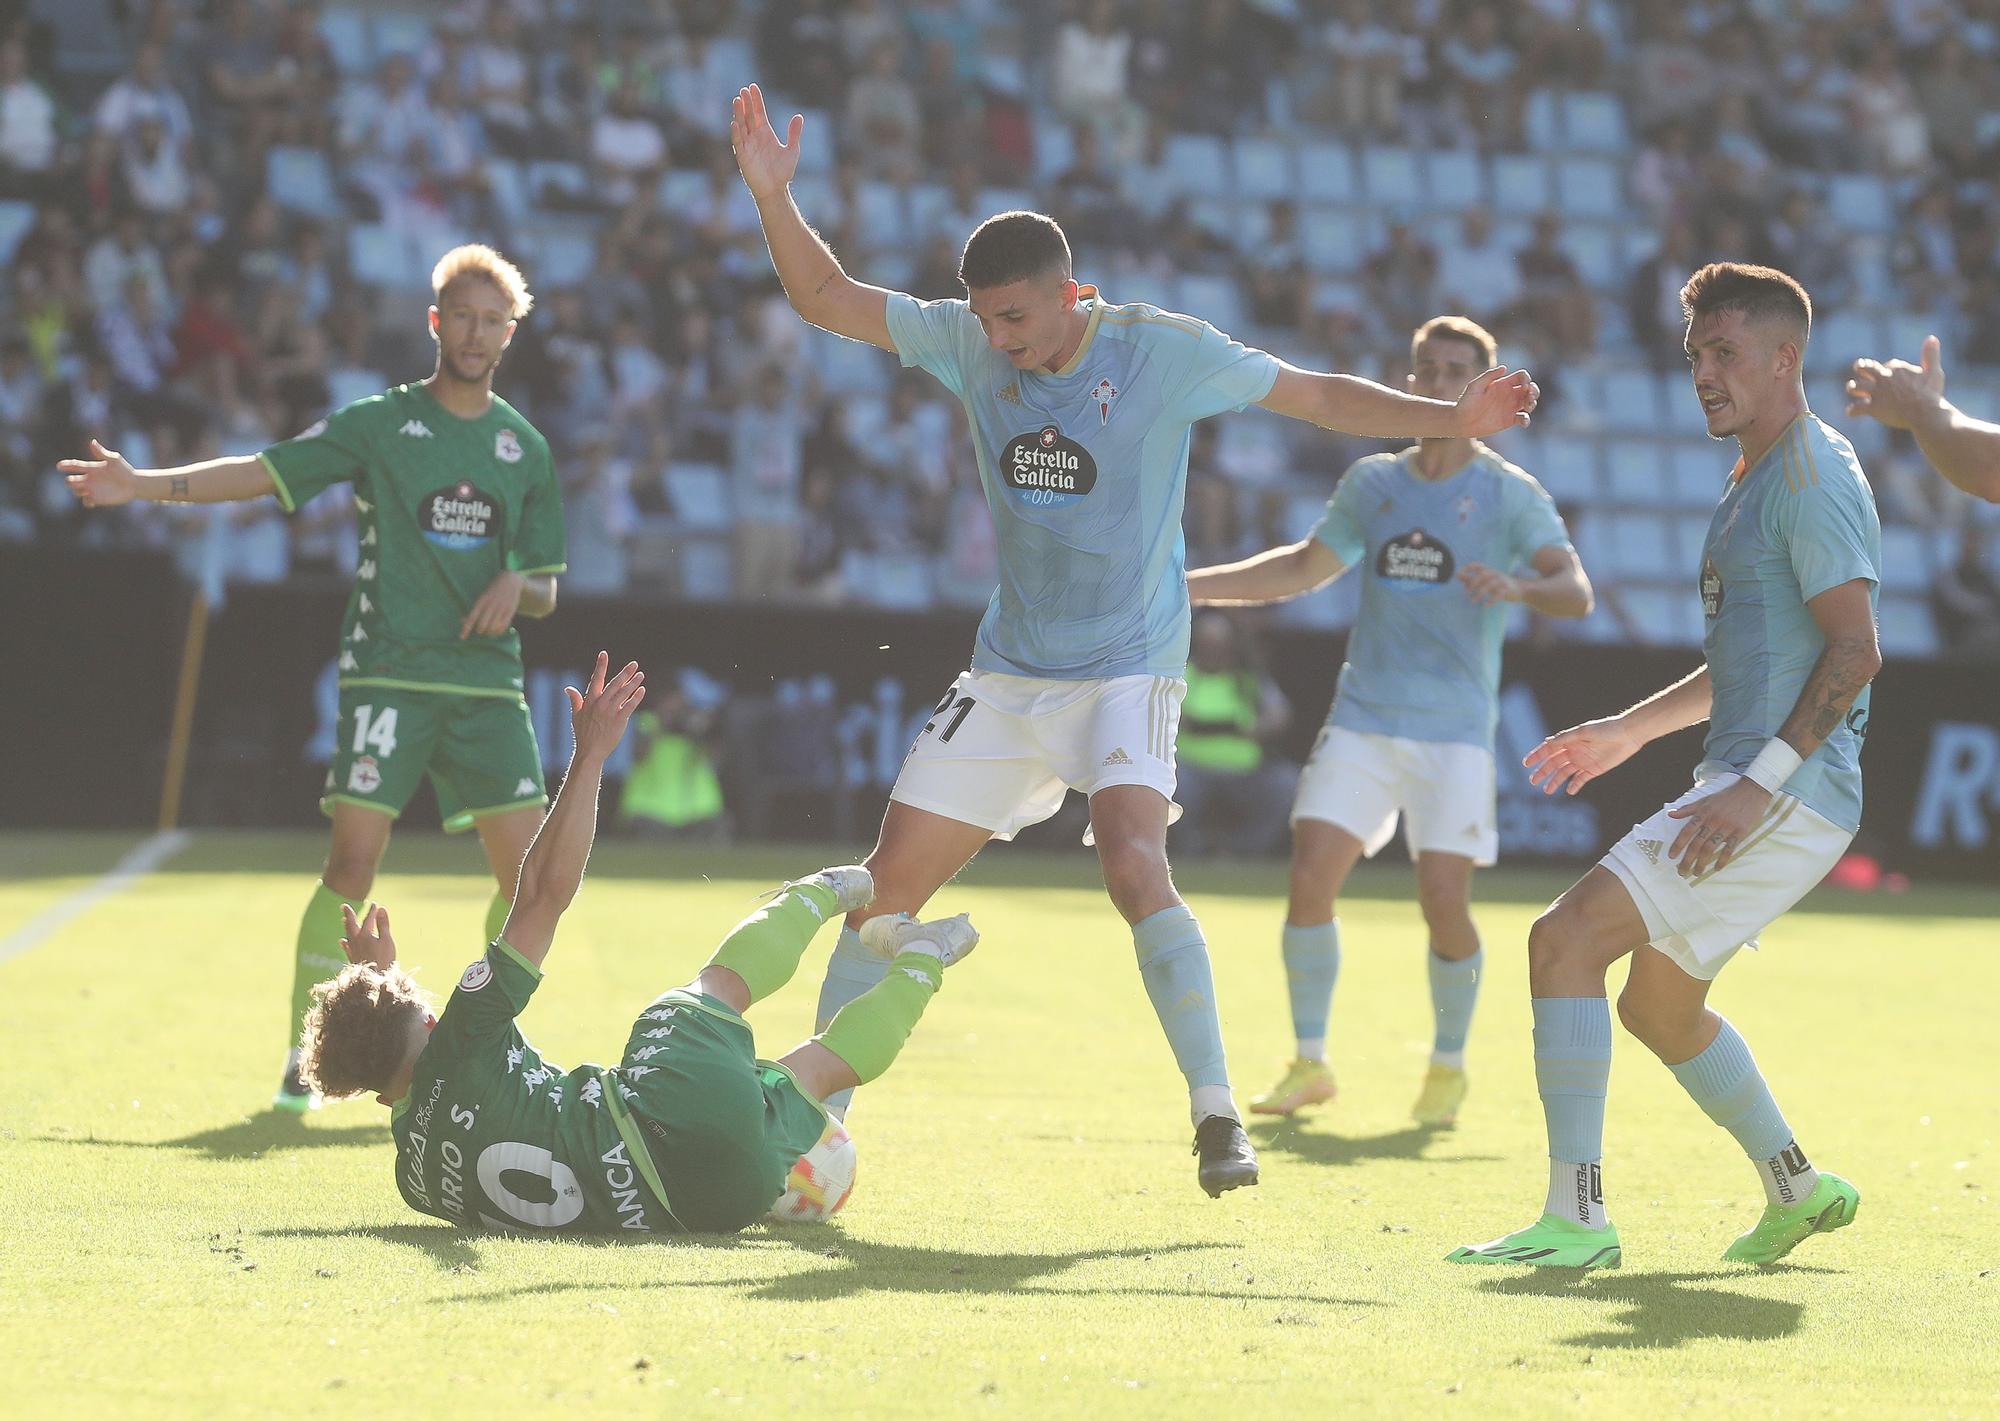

{"left": 1758, "top": 1140, "right": 1821, "bottom": 1208}
{"left": 1296, "top": 1036, "right": 1326, "bottom": 1061}
{"left": 1190, "top": 1084, "right": 1238, "bottom": 1126}
{"left": 1431, "top": 1048, "right": 1466, "bottom": 1069}
{"left": 1544, "top": 1158, "right": 1607, "bottom": 1228}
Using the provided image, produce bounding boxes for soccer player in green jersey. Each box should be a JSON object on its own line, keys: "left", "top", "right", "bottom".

{"left": 61, "top": 245, "right": 568, "bottom": 1113}
{"left": 299, "top": 652, "right": 977, "bottom": 1236}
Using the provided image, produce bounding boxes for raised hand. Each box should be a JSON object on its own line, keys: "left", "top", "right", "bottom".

{"left": 566, "top": 651, "right": 647, "bottom": 763}
{"left": 58, "top": 439, "right": 141, "bottom": 509}
{"left": 340, "top": 902, "right": 397, "bottom": 971}
{"left": 1454, "top": 367, "right": 1540, "bottom": 438}
{"left": 1523, "top": 716, "right": 1641, "bottom": 797}
{"left": 1845, "top": 334, "right": 1945, "bottom": 431}
{"left": 730, "top": 83, "right": 803, "bottom": 201}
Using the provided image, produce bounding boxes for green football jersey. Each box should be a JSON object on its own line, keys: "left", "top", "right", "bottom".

{"left": 260, "top": 383, "right": 567, "bottom": 699}
{"left": 391, "top": 942, "right": 673, "bottom": 1235}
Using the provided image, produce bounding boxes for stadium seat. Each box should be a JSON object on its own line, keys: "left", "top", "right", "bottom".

{"left": 1359, "top": 145, "right": 1422, "bottom": 208}
{"left": 1550, "top": 366, "right": 1603, "bottom": 431}
{"left": 1561, "top": 92, "right": 1628, "bottom": 154}
{"left": 794, "top": 108, "right": 835, "bottom": 173}
{"left": 1233, "top": 137, "right": 1296, "bottom": 201}
{"left": 678, "top": 536, "right": 733, "bottom": 601}
{"left": 1523, "top": 89, "right": 1563, "bottom": 152}
{"left": 1808, "top": 310, "right": 1879, "bottom": 375}
{"left": 483, "top": 157, "right": 528, "bottom": 224}
{"left": 370, "top": 12, "right": 430, "bottom": 59}
{"left": 526, "top": 160, "right": 591, "bottom": 209}
{"left": 1876, "top": 594, "right": 1939, "bottom": 658}
{"left": 1420, "top": 148, "right": 1484, "bottom": 212}
{"left": 667, "top": 464, "right": 731, "bottom": 532}
{"left": 857, "top": 181, "right": 907, "bottom": 236}
{"left": 1490, "top": 154, "right": 1552, "bottom": 215}
{"left": 1653, "top": 372, "right": 1709, "bottom": 437}
{"left": 1597, "top": 368, "right": 1662, "bottom": 432}
{"left": 1825, "top": 173, "right": 1894, "bottom": 237}
{"left": 905, "top": 180, "right": 950, "bottom": 238}
{"left": 346, "top": 224, "right": 417, "bottom": 289}
{"left": 1532, "top": 436, "right": 1603, "bottom": 503}
{"left": 1298, "top": 140, "right": 1359, "bottom": 204}
{"left": 1672, "top": 510, "right": 1714, "bottom": 565}
{"left": 1300, "top": 207, "right": 1370, "bottom": 273}
{"left": 318, "top": 6, "right": 371, "bottom": 73}
{"left": 856, "top": 553, "right": 934, "bottom": 609}
{"left": 1607, "top": 510, "right": 1681, "bottom": 580}
{"left": 1561, "top": 223, "right": 1619, "bottom": 287}
{"left": 1176, "top": 274, "right": 1244, "bottom": 332}
{"left": 1603, "top": 440, "right": 1673, "bottom": 507}
{"left": 1669, "top": 440, "right": 1727, "bottom": 504}
{"left": 527, "top": 228, "right": 596, "bottom": 288}
{"left": 1163, "top": 133, "right": 1231, "bottom": 198}
{"left": 811, "top": 329, "right": 891, "bottom": 396}
{"left": 1554, "top": 157, "right": 1622, "bottom": 221}
{"left": 1621, "top": 583, "right": 1703, "bottom": 646}
{"left": 1032, "top": 117, "right": 1073, "bottom": 184}
{"left": 266, "top": 147, "right": 342, "bottom": 219}
{"left": 976, "top": 187, "right": 1034, "bottom": 220}
{"left": 1883, "top": 313, "right": 1936, "bottom": 364}
{"left": 658, "top": 168, "right": 706, "bottom": 214}
{"left": 1878, "top": 525, "right": 1932, "bottom": 595}
{"left": 0, "top": 200, "right": 36, "bottom": 269}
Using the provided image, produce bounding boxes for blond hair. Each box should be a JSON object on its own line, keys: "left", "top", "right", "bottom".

{"left": 298, "top": 963, "right": 432, "bottom": 1099}
{"left": 431, "top": 244, "right": 534, "bottom": 320}
{"left": 1412, "top": 314, "right": 1499, "bottom": 368}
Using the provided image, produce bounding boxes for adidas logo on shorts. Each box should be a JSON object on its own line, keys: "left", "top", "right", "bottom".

{"left": 1102, "top": 747, "right": 1134, "bottom": 767}
{"left": 1635, "top": 838, "right": 1664, "bottom": 865}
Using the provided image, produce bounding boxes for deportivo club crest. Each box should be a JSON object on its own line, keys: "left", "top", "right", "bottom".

{"left": 1089, "top": 377, "right": 1118, "bottom": 425}
{"left": 495, "top": 428, "right": 523, "bottom": 463}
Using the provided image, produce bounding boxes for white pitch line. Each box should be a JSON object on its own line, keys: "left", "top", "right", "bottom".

{"left": 0, "top": 830, "right": 193, "bottom": 966}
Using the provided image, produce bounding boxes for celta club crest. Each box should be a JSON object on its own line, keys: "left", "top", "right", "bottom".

{"left": 1089, "top": 377, "right": 1118, "bottom": 425}
{"left": 495, "top": 428, "right": 523, "bottom": 463}
{"left": 1457, "top": 494, "right": 1477, "bottom": 524}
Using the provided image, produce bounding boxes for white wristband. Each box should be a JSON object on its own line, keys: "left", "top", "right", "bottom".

{"left": 1742, "top": 739, "right": 1803, "bottom": 795}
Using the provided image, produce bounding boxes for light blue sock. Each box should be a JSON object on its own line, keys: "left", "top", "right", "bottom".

{"left": 1133, "top": 905, "right": 1232, "bottom": 1119}
{"left": 1532, "top": 997, "right": 1612, "bottom": 1163}
{"left": 1428, "top": 949, "right": 1483, "bottom": 1060}
{"left": 814, "top": 924, "right": 888, "bottom": 1116}
{"left": 1280, "top": 921, "right": 1339, "bottom": 1058}
{"left": 1670, "top": 1017, "right": 1818, "bottom": 1205}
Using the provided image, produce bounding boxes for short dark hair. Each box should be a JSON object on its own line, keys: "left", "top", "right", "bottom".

{"left": 1411, "top": 315, "right": 1497, "bottom": 369}
{"left": 959, "top": 211, "right": 1071, "bottom": 290}
{"left": 1679, "top": 262, "right": 1812, "bottom": 342}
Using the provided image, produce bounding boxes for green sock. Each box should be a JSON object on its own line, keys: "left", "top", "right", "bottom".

{"left": 291, "top": 881, "right": 362, "bottom": 1049}
{"left": 705, "top": 882, "right": 842, "bottom": 1005}
{"left": 483, "top": 890, "right": 510, "bottom": 946}
{"left": 814, "top": 951, "right": 942, "bottom": 1086}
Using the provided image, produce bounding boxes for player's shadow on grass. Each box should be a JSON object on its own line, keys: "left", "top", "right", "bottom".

{"left": 1472, "top": 1266, "right": 1833, "bottom": 1350}
{"left": 1248, "top": 1118, "right": 1499, "bottom": 1168}
{"left": 260, "top": 1223, "right": 485, "bottom": 1272}
{"left": 39, "top": 1115, "right": 390, "bottom": 1160}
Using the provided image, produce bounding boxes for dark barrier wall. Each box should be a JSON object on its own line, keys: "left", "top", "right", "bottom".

{"left": 4, "top": 552, "right": 1996, "bottom": 880}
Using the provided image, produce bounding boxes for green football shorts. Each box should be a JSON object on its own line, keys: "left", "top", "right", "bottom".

{"left": 323, "top": 685, "right": 546, "bottom": 832}
{"left": 615, "top": 989, "right": 830, "bottom": 1233}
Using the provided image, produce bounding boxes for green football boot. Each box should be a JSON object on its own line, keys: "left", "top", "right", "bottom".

{"left": 1722, "top": 1173, "right": 1859, "bottom": 1264}
{"left": 1446, "top": 1213, "right": 1622, "bottom": 1269}
{"left": 1411, "top": 1063, "right": 1469, "bottom": 1126}
{"left": 1248, "top": 1058, "right": 1337, "bottom": 1116}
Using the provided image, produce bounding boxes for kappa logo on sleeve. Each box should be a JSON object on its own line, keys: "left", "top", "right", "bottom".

{"left": 459, "top": 958, "right": 494, "bottom": 992}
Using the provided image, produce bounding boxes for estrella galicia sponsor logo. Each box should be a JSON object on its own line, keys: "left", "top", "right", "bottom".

{"left": 1001, "top": 426, "right": 1097, "bottom": 508}
{"left": 1701, "top": 557, "right": 1725, "bottom": 617}
{"left": 422, "top": 480, "right": 499, "bottom": 549}
{"left": 1376, "top": 527, "right": 1454, "bottom": 584}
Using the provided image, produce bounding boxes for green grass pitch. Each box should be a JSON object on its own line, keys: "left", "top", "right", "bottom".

{"left": 2, "top": 830, "right": 1996, "bottom": 1418}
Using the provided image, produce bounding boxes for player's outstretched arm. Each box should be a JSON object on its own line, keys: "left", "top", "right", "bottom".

{"left": 499, "top": 652, "right": 646, "bottom": 967}
{"left": 1188, "top": 539, "right": 1345, "bottom": 606}
{"left": 731, "top": 83, "right": 896, "bottom": 352}
{"left": 1257, "top": 362, "right": 1538, "bottom": 439}
{"left": 1846, "top": 336, "right": 2000, "bottom": 503}
{"left": 1524, "top": 665, "right": 1711, "bottom": 796}
{"left": 59, "top": 440, "right": 276, "bottom": 509}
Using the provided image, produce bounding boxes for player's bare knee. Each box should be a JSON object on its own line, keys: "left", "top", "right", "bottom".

{"left": 1419, "top": 892, "right": 1474, "bottom": 941}
{"left": 1526, "top": 905, "right": 1584, "bottom": 980}
{"left": 322, "top": 854, "right": 378, "bottom": 900}
{"left": 1098, "top": 837, "right": 1172, "bottom": 918}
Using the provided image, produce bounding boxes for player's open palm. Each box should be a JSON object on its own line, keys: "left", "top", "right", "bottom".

{"left": 730, "top": 83, "right": 802, "bottom": 200}
{"left": 567, "top": 651, "right": 646, "bottom": 762}
{"left": 1845, "top": 334, "right": 1944, "bottom": 430}
{"left": 340, "top": 903, "right": 397, "bottom": 971}
{"left": 1455, "top": 367, "right": 1540, "bottom": 438}
{"left": 1524, "top": 716, "right": 1641, "bottom": 796}
{"left": 57, "top": 439, "right": 139, "bottom": 509}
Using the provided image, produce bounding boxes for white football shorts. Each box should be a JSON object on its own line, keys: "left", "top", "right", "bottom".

{"left": 1601, "top": 771, "right": 1853, "bottom": 981}
{"left": 1290, "top": 724, "right": 1498, "bottom": 865}
{"left": 889, "top": 670, "right": 1184, "bottom": 841}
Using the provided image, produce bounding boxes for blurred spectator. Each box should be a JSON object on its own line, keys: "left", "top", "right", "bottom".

{"left": 1365, "top": 218, "right": 1439, "bottom": 347}
{"left": 1764, "top": 25, "right": 1850, "bottom": 168}
{"left": 758, "top": 0, "right": 845, "bottom": 109}
{"left": 1514, "top": 212, "right": 1596, "bottom": 357}
{"left": 1435, "top": 205, "right": 1519, "bottom": 317}
{"left": 1766, "top": 190, "right": 1854, "bottom": 311}
{"left": 339, "top": 54, "right": 433, "bottom": 169}
{"left": 1630, "top": 120, "right": 1697, "bottom": 228}
{"left": 120, "top": 115, "right": 192, "bottom": 216}
{"left": 619, "top": 688, "right": 729, "bottom": 840}
{"left": 461, "top": 7, "right": 537, "bottom": 156}
{"left": 94, "top": 44, "right": 192, "bottom": 147}
{"left": 844, "top": 42, "right": 922, "bottom": 181}
{"left": 1048, "top": 123, "right": 1132, "bottom": 250}
{"left": 1891, "top": 182, "right": 1965, "bottom": 319}
{"left": 564, "top": 435, "right": 637, "bottom": 595}
{"left": 1629, "top": 10, "right": 1712, "bottom": 132}
{"left": 1437, "top": 4, "right": 1521, "bottom": 148}
{"left": 730, "top": 365, "right": 808, "bottom": 600}
{"left": 84, "top": 212, "right": 167, "bottom": 314}
{"left": 1171, "top": 612, "right": 1294, "bottom": 858}
{"left": 1307, "top": 0, "right": 1406, "bottom": 137}
{"left": 0, "top": 38, "right": 56, "bottom": 196}
{"left": 841, "top": 0, "right": 903, "bottom": 67}
{"left": 1241, "top": 199, "right": 1309, "bottom": 329}
{"left": 1849, "top": 44, "right": 1930, "bottom": 176}
{"left": 1931, "top": 524, "right": 2000, "bottom": 659}
{"left": 1917, "top": 34, "right": 1986, "bottom": 177}
{"left": 1627, "top": 220, "right": 1698, "bottom": 366}
{"left": 1052, "top": 0, "right": 1143, "bottom": 163}
{"left": 591, "top": 77, "right": 668, "bottom": 207}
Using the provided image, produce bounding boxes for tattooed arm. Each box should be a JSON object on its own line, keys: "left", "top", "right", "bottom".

{"left": 60, "top": 442, "right": 276, "bottom": 509}
{"left": 1776, "top": 579, "right": 1883, "bottom": 755}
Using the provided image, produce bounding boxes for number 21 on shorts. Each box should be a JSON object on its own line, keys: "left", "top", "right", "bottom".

{"left": 351, "top": 703, "right": 400, "bottom": 758}
{"left": 923, "top": 685, "right": 974, "bottom": 743}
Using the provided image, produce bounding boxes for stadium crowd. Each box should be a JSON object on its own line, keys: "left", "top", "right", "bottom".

{"left": 3, "top": 0, "right": 1998, "bottom": 656}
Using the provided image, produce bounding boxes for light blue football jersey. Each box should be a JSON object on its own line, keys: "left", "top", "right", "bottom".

{"left": 1310, "top": 445, "right": 1572, "bottom": 750}
{"left": 885, "top": 290, "right": 1280, "bottom": 679}
{"left": 1698, "top": 414, "right": 1880, "bottom": 833}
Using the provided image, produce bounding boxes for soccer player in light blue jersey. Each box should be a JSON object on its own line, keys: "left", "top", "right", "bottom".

{"left": 1189, "top": 316, "right": 1593, "bottom": 1130}
{"left": 731, "top": 84, "right": 1539, "bottom": 1196}
{"left": 1451, "top": 264, "right": 1882, "bottom": 1270}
